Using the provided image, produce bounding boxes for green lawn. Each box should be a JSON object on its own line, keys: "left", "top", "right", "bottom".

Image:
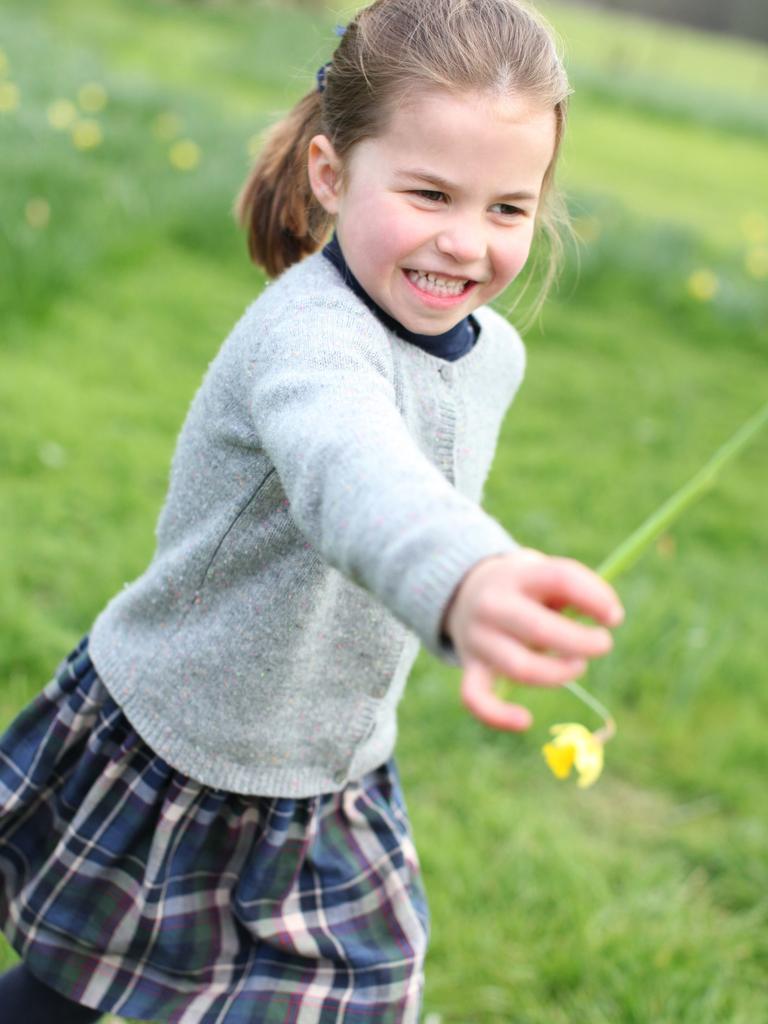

{"left": 1, "top": 1, "right": 767, "bottom": 1021}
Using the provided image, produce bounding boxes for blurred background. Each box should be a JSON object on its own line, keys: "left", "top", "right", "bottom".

{"left": 1, "top": 1, "right": 766, "bottom": 1021}
{"left": 557, "top": 0, "right": 768, "bottom": 43}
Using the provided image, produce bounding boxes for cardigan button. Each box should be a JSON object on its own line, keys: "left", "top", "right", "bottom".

{"left": 439, "top": 364, "right": 453, "bottom": 382}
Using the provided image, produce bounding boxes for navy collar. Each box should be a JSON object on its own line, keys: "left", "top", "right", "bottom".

{"left": 321, "top": 234, "right": 477, "bottom": 361}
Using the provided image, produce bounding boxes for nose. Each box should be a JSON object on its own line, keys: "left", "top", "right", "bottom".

{"left": 435, "top": 214, "right": 488, "bottom": 266}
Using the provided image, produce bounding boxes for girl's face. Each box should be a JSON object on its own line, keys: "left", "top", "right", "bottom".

{"left": 309, "top": 88, "right": 556, "bottom": 335}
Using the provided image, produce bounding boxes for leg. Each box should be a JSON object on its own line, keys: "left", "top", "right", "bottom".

{"left": 0, "top": 963, "right": 103, "bottom": 1024}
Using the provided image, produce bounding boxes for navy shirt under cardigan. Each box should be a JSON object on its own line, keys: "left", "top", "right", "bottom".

{"left": 322, "top": 234, "right": 478, "bottom": 362}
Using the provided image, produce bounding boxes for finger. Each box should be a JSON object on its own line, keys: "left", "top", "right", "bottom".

{"left": 502, "top": 595, "right": 614, "bottom": 659}
{"left": 468, "top": 626, "right": 587, "bottom": 687}
{"left": 460, "top": 659, "right": 533, "bottom": 731}
{"left": 521, "top": 558, "right": 624, "bottom": 627}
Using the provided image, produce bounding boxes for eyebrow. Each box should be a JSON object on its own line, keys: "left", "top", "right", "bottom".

{"left": 394, "top": 168, "right": 539, "bottom": 202}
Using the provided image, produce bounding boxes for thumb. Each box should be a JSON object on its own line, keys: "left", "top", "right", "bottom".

{"left": 460, "top": 659, "right": 533, "bottom": 732}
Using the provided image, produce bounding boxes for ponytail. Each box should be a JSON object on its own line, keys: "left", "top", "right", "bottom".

{"left": 235, "top": 91, "right": 331, "bottom": 278}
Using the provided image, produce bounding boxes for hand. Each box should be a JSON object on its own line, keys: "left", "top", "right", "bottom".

{"left": 442, "top": 548, "right": 624, "bottom": 731}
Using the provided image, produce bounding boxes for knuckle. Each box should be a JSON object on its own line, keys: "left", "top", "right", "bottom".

{"left": 555, "top": 558, "right": 583, "bottom": 588}
{"left": 566, "top": 621, "right": 595, "bottom": 652}
{"left": 466, "top": 621, "right": 493, "bottom": 656}
{"left": 501, "top": 646, "right": 536, "bottom": 683}
{"left": 475, "top": 592, "right": 503, "bottom": 624}
{"left": 526, "top": 619, "right": 551, "bottom": 650}
{"left": 539, "top": 559, "right": 570, "bottom": 591}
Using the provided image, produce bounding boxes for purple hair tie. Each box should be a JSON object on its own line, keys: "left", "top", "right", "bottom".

{"left": 317, "top": 26, "right": 345, "bottom": 93}
{"left": 316, "top": 62, "right": 331, "bottom": 93}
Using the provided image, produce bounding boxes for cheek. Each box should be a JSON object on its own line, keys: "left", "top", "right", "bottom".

{"left": 498, "top": 232, "right": 536, "bottom": 283}
{"left": 340, "top": 194, "right": 390, "bottom": 247}
{"left": 344, "top": 204, "right": 420, "bottom": 274}
{"left": 368, "top": 200, "right": 420, "bottom": 253}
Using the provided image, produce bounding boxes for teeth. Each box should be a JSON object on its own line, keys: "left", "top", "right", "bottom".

{"left": 408, "top": 269, "right": 468, "bottom": 297}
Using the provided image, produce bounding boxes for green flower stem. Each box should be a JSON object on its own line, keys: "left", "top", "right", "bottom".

{"left": 564, "top": 401, "right": 768, "bottom": 736}
{"left": 596, "top": 401, "right": 768, "bottom": 584}
{"left": 566, "top": 681, "right": 616, "bottom": 742}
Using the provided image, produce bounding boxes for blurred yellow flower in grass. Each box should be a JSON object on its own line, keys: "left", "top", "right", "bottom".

{"left": 78, "top": 82, "right": 108, "bottom": 114}
{"left": 741, "top": 212, "right": 767, "bottom": 245}
{"left": 572, "top": 215, "right": 601, "bottom": 244}
{"left": 48, "top": 98, "right": 77, "bottom": 130}
{"left": 655, "top": 532, "right": 676, "bottom": 559}
{"left": 169, "top": 139, "right": 201, "bottom": 171}
{"left": 745, "top": 248, "right": 768, "bottom": 281}
{"left": 0, "top": 81, "right": 20, "bottom": 113}
{"left": 542, "top": 723, "right": 604, "bottom": 789}
{"left": 71, "top": 119, "right": 103, "bottom": 150}
{"left": 25, "top": 197, "right": 51, "bottom": 230}
{"left": 152, "top": 111, "right": 183, "bottom": 141}
{"left": 687, "top": 269, "right": 719, "bottom": 302}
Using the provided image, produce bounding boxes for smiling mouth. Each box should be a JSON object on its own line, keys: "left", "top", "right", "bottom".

{"left": 405, "top": 269, "right": 474, "bottom": 298}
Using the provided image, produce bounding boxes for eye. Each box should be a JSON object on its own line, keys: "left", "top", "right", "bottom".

{"left": 490, "top": 202, "right": 525, "bottom": 217}
{"left": 413, "top": 189, "right": 448, "bottom": 203}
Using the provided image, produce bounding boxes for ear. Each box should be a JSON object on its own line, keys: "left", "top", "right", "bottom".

{"left": 308, "top": 134, "right": 343, "bottom": 215}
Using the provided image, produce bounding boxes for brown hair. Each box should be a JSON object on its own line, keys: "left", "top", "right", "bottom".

{"left": 236, "top": 0, "right": 571, "bottom": 306}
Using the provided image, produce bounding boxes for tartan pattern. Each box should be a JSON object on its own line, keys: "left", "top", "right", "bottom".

{"left": 0, "top": 638, "right": 428, "bottom": 1022}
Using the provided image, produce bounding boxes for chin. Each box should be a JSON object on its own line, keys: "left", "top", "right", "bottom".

{"left": 408, "top": 313, "right": 466, "bottom": 335}
{"left": 414, "top": 321, "right": 458, "bottom": 336}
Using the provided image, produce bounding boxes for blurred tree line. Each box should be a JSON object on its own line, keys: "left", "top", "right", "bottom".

{"left": 288, "top": 0, "right": 768, "bottom": 43}
{"left": 554, "top": 0, "right": 768, "bottom": 43}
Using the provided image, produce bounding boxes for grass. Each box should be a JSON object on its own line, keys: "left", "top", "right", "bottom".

{"left": 543, "top": 0, "right": 768, "bottom": 134}
{"left": 1, "top": 0, "right": 767, "bottom": 1020}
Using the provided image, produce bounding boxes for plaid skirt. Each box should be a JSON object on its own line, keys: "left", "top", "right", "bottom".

{"left": 0, "top": 637, "right": 429, "bottom": 1023}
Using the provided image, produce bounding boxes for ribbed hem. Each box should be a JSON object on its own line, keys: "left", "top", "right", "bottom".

{"left": 404, "top": 516, "right": 519, "bottom": 664}
{"left": 88, "top": 624, "right": 399, "bottom": 798}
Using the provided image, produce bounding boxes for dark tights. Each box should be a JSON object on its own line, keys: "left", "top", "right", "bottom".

{"left": 0, "top": 963, "right": 103, "bottom": 1024}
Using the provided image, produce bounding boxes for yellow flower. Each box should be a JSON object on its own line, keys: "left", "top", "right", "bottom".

{"left": 78, "top": 82, "right": 108, "bottom": 114}
{"left": 25, "top": 197, "right": 51, "bottom": 229}
{"left": 47, "top": 98, "right": 77, "bottom": 130}
{"left": 152, "top": 111, "right": 183, "bottom": 141}
{"left": 740, "top": 212, "right": 767, "bottom": 245}
{"left": 71, "top": 118, "right": 103, "bottom": 150}
{"left": 542, "top": 723, "right": 604, "bottom": 788}
{"left": 655, "top": 533, "right": 676, "bottom": 559}
{"left": 745, "top": 247, "right": 768, "bottom": 281}
{"left": 169, "top": 139, "right": 201, "bottom": 171}
{"left": 572, "top": 215, "right": 601, "bottom": 244}
{"left": 687, "top": 269, "right": 719, "bottom": 302}
{"left": 0, "top": 81, "right": 20, "bottom": 113}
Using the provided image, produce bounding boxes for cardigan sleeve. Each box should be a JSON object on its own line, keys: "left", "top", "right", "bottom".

{"left": 243, "top": 298, "right": 518, "bottom": 662}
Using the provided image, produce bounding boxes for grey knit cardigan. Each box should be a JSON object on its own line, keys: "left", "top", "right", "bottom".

{"left": 89, "top": 253, "right": 524, "bottom": 796}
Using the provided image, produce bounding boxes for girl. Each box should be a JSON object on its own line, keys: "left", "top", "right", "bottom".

{"left": 0, "top": 0, "right": 623, "bottom": 1021}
